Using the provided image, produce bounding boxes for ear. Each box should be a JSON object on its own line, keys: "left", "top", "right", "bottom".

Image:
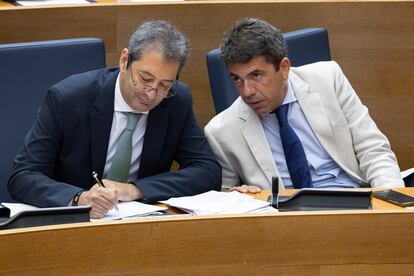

{"left": 280, "top": 57, "right": 291, "bottom": 80}
{"left": 119, "top": 48, "right": 129, "bottom": 72}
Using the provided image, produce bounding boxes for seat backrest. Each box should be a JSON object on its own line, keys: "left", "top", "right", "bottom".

{"left": 206, "top": 28, "right": 331, "bottom": 114}
{"left": 0, "top": 38, "right": 106, "bottom": 202}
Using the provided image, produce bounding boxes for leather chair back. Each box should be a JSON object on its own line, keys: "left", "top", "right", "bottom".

{"left": 0, "top": 38, "right": 106, "bottom": 202}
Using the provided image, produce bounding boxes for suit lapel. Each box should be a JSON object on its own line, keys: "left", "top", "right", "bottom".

{"left": 238, "top": 101, "right": 278, "bottom": 187}
{"left": 138, "top": 104, "right": 168, "bottom": 178}
{"left": 90, "top": 70, "right": 118, "bottom": 177}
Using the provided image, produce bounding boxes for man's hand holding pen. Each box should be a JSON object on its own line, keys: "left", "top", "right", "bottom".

{"left": 78, "top": 185, "right": 119, "bottom": 219}
{"left": 77, "top": 173, "right": 144, "bottom": 219}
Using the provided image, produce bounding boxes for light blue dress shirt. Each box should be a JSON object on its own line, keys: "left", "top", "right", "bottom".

{"left": 260, "top": 80, "right": 359, "bottom": 189}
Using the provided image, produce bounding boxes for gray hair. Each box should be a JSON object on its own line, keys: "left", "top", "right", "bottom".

{"left": 220, "top": 18, "right": 288, "bottom": 70}
{"left": 127, "top": 20, "right": 189, "bottom": 76}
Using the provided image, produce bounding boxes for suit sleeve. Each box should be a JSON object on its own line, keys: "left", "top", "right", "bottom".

{"left": 132, "top": 90, "right": 222, "bottom": 203}
{"left": 8, "top": 88, "right": 83, "bottom": 207}
{"left": 204, "top": 124, "right": 241, "bottom": 189}
{"left": 332, "top": 61, "right": 404, "bottom": 188}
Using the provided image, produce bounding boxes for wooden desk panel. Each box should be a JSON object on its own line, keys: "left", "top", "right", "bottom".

{"left": 1, "top": 188, "right": 414, "bottom": 274}
{"left": 0, "top": 1, "right": 413, "bottom": 169}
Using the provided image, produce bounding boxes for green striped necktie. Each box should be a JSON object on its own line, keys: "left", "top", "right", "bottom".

{"left": 107, "top": 112, "right": 143, "bottom": 182}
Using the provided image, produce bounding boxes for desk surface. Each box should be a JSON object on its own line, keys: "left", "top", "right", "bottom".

{"left": 1, "top": 188, "right": 414, "bottom": 274}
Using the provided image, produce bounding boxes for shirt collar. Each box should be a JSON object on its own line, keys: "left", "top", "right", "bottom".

{"left": 282, "top": 79, "right": 297, "bottom": 105}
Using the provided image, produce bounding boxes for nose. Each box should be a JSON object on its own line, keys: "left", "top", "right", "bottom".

{"left": 241, "top": 80, "right": 256, "bottom": 98}
{"left": 144, "top": 87, "right": 157, "bottom": 100}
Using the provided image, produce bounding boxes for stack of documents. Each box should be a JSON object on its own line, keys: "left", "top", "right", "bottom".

{"left": 118, "top": 0, "right": 184, "bottom": 3}
{"left": 160, "top": 191, "right": 277, "bottom": 215}
{"left": 2, "top": 202, "right": 167, "bottom": 221}
{"left": 14, "top": 0, "right": 91, "bottom": 7}
{"left": 93, "top": 201, "right": 167, "bottom": 221}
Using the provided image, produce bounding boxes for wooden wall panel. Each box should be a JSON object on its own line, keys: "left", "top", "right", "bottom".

{"left": 0, "top": 6, "right": 117, "bottom": 66}
{"left": 117, "top": 1, "right": 414, "bottom": 169}
{"left": 0, "top": 1, "right": 413, "bottom": 168}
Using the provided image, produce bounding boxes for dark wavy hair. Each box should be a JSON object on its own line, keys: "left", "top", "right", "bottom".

{"left": 220, "top": 18, "right": 288, "bottom": 71}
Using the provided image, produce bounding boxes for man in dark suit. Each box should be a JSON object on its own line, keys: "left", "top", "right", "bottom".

{"left": 8, "top": 20, "right": 221, "bottom": 218}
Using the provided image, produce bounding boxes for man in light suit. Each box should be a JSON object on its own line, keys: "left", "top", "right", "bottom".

{"left": 205, "top": 18, "right": 403, "bottom": 193}
{"left": 8, "top": 21, "right": 221, "bottom": 218}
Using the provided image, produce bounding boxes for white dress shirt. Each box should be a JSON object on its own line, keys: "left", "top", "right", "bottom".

{"left": 103, "top": 74, "right": 148, "bottom": 182}
{"left": 260, "top": 80, "right": 359, "bottom": 189}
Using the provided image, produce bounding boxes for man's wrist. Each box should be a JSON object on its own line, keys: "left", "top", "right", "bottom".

{"left": 126, "top": 183, "right": 143, "bottom": 201}
{"left": 71, "top": 191, "right": 84, "bottom": 206}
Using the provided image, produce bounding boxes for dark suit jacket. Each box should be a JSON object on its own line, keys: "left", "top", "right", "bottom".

{"left": 8, "top": 68, "right": 221, "bottom": 206}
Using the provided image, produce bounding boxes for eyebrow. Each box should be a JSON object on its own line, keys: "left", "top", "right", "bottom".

{"left": 229, "top": 73, "right": 239, "bottom": 79}
{"left": 230, "top": 69, "right": 263, "bottom": 79}
{"left": 248, "top": 69, "right": 264, "bottom": 77}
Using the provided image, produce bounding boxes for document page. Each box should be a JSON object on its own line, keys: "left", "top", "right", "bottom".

{"left": 160, "top": 191, "right": 275, "bottom": 215}
{"left": 401, "top": 168, "right": 414, "bottom": 179}
{"left": 118, "top": 0, "right": 184, "bottom": 2}
{"left": 15, "top": 0, "right": 91, "bottom": 7}
{"left": 93, "top": 201, "right": 167, "bottom": 221}
{"left": 2, "top": 201, "right": 167, "bottom": 221}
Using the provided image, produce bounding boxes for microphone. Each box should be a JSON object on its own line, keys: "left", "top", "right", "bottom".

{"left": 270, "top": 176, "right": 279, "bottom": 208}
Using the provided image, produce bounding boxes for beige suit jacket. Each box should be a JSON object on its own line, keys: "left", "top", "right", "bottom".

{"left": 205, "top": 61, "right": 404, "bottom": 190}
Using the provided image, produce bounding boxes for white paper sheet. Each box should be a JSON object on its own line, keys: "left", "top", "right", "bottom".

{"left": 2, "top": 201, "right": 166, "bottom": 221}
{"left": 15, "top": 0, "right": 90, "bottom": 7}
{"left": 92, "top": 201, "right": 167, "bottom": 221}
{"left": 118, "top": 0, "right": 183, "bottom": 2}
{"left": 402, "top": 168, "right": 414, "bottom": 179}
{"left": 160, "top": 191, "right": 272, "bottom": 215}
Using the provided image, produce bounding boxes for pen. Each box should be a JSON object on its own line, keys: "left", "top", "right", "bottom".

{"left": 92, "top": 171, "right": 119, "bottom": 212}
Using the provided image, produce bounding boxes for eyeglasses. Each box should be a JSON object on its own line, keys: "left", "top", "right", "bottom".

{"left": 129, "top": 67, "right": 177, "bottom": 98}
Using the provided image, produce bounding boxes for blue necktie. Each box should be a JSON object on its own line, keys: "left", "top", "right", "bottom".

{"left": 275, "top": 104, "right": 312, "bottom": 188}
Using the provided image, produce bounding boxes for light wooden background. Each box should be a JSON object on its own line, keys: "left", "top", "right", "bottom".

{"left": 1, "top": 0, "right": 413, "bottom": 169}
